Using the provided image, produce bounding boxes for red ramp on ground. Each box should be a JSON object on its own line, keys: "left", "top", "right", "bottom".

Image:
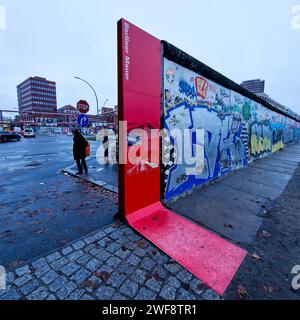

{"left": 117, "top": 19, "right": 247, "bottom": 295}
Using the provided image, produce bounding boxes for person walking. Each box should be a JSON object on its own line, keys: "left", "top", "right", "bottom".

{"left": 73, "top": 129, "right": 88, "bottom": 174}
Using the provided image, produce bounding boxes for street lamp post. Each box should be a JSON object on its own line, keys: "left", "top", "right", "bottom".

{"left": 74, "top": 76, "right": 99, "bottom": 116}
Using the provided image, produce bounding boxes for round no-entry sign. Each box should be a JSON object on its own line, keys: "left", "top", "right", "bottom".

{"left": 77, "top": 100, "right": 90, "bottom": 114}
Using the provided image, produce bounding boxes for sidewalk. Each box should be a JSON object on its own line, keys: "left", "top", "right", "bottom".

{"left": 0, "top": 223, "right": 220, "bottom": 300}
{"left": 62, "top": 157, "right": 118, "bottom": 193}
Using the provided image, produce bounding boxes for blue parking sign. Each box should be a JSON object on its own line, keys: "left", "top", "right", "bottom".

{"left": 77, "top": 114, "right": 89, "bottom": 127}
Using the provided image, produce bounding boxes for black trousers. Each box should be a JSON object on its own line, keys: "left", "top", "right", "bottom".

{"left": 76, "top": 158, "right": 88, "bottom": 174}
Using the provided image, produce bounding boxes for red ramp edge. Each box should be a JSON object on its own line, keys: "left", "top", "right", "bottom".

{"left": 117, "top": 19, "right": 247, "bottom": 296}
{"left": 127, "top": 202, "right": 247, "bottom": 295}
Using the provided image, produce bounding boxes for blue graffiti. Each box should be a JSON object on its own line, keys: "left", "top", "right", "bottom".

{"left": 179, "top": 80, "right": 197, "bottom": 100}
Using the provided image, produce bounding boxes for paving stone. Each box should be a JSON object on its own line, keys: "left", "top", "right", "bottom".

{"left": 159, "top": 284, "right": 176, "bottom": 300}
{"left": 72, "top": 240, "right": 85, "bottom": 250}
{"left": 104, "top": 226, "right": 115, "bottom": 235}
{"left": 97, "top": 265, "right": 113, "bottom": 274}
{"left": 97, "top": 238, "right": 111, "bottom": 248}
{"left": 95, "top": 286, "right": 115, "bottom": 300}
{"left": 166, "top": 276, "right": 181, "bottom": 289}
{"left": 107, "top": 272, "right": 126, "bottom": 288}
{"left": 67, "top": 288, "right": 85, "bottom": 300}
{"left": 46, "top": 252, "right": 61, "bottom": 263}
{"left": 94, "top": 231, "right": 106, "bottom": 240}
{"left": 71, "top": 268, "right": 91, "bottom": 285}
{"left": 50, "top": 257, "right": 69, "bottom": 270}
{"left": 56, "top": 281, "right": 77, "bottom": 300}
{"left": 118, "top": 263, "right": 135, "bottom": 277}
{"left": 189, "top": 278, "right": 207, "bottom": 295}
{"left": 135, "top": 287, "right": 157, "bottom": 300}
{"left": 41, "top": 270, "right": 59, "bottom": 285}
{"left": 106, "top": 243, "right": 121, "bottom": 254}
{"left": 84, "top": 275, "right": 102, "bottom": 293}
{"left": 86, "top": 258, "right": 102, "bottom": 272}
{"left": 20, "top": 279, "right": 40, "bottom": 296}
{"left": 112, "top": 293, "right": 127, "bottom": 300}
{"left": 106, "top": 256, "right": 122, "bottom": 268}
{"left": 68, "top": 250, "right": 84, "bottom": 261}
{"left": 46, "top": 294, "right": 57, "bottom": 300}
{"left": 122, "top": 228, "right": 134, "bottom": 236}
{"left": 0, "top": 288, "right": 22, "bottom": 300}
{"left": 176, "top": 269, "right": 193, "bottom": 283}
{"left": 15, "top": 265, "right": 30, "bottom": 277}
{"left": 201, "top": 289, "right": 221, "bottom": 300}
{"left": 141, "top": 257, "right": 156, "bottom": 271}
{"left": 27, "top": 287, "right": 49, "bottom": 300}
{"left": 34, "top": 264, "right": 51, "bottom": 278}
{"left": 153, "top": 252, "right": 169, "bottom": 265}
{"left": 128, "top": 234, "right": 142, "bottom": 242}
{"left": 77, "top": 254, "right": 93, "bottom": 266}
{"left": 31, "top": 258, "right": 47, "bottom": 269}
{"left": 61, "top": 246, "right": 73, "bottom": 255}
{"left": 6, "top": 272, "right": 15, "bottom": 284}
{"left": 119, "top": 280, "right": 139, "bottom": 298}
{"left": 116, "top": 236, "right": 128, "bottom": 245}
{"left": 115, "top": 248, "right": 131, "bottom": 259}
{"left": 124, "top": 241, "right": 137, "bottom": 251}
{"left": 109, "top": 231, "right": 123, "bottom": 240}
{"left": 14, "top": 273, "right": 32, "bottom": 287}
{"left": 177, "top": 288, "right": 196, "bottom": 300}
{"left": 133, "top": 247, "right": 147, "bottom": 258}
{"left": 84, "top": 235, "right": 97, "bottom": 245}
{"left": 145, "top": 278, "right": 163, "bottom": 293}
{"left": 128, "top": 254, "right": 141, "bottom": 267}
{"left": 164, "top": 262, "right": 181, "bottom": 274}
{"left": 95, "top": 250, "right": 113, "bottom": 262}
{"left": 60, "top": 261, "right": 81, "bottom": 276}
{"left": 90, "top": 247, "right": 101, "bottom": 256}
{"left": 131, "top": 269, "right": 147, "bottom": 285}
{"left": 152, "top": 266, "right": 169, "bottom": 279}
{"left": 84, "top": 243, "right": 96, "bottom": 253}
{"left": 49, "top": 275, "right": 69, "bottom": 293}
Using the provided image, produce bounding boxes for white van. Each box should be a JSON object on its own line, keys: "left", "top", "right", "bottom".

{"left": 23, "top": 128, "right": 36, "bottom": 138}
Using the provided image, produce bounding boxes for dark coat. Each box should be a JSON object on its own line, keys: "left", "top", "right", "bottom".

{"left": 73, "top": 132, "right": 88, "bottom": 160}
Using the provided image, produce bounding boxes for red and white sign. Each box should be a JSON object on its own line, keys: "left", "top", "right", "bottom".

{"left": 77, "top": 100, "right": 89, "bottom": 114}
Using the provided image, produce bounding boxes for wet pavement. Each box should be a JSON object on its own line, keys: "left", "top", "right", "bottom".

{"left": 0, "top": 135, "right": 118, "bottom": 269}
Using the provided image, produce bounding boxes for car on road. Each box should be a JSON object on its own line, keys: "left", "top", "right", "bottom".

{"left": 23, "top": 128, "right": 36, "bottom": 138}
{"left": 0, "top": 131, "right": 21, "bottom": 142}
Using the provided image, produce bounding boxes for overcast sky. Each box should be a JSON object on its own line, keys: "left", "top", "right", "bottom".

{"left": 0, "top": 0, "right": 299, "bottom": 116}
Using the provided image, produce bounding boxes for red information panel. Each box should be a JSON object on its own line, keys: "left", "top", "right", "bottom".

{"left": 117, "top": 19, "right": 247, "bottom": 295}
{"left": 117, "top": 19, "right": 161, "bottom": 216}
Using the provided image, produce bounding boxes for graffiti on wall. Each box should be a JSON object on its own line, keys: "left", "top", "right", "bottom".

{"left": 163, "top": 58, "right": 300, "bottom": 200}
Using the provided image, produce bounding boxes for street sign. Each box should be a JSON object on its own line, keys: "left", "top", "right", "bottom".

{"left": 77, "top": 100, "right": 89, "bottom": 114}
{"left": 77, "top": 114, "right": 89, "bottom": 127}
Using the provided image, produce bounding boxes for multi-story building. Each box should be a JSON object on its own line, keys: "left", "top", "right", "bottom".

{"left": 17, "top": 76, "right": 57, "bottom": 124}
{"left": 241, "top": 79, "right": 265, "bottom": 94}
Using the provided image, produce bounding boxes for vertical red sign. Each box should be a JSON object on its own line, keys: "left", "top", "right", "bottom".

{"left": 117, "top": 19, "right": 161, "bottom": 216}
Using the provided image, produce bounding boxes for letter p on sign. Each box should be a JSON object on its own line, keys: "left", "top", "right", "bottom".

{"left": 0, "top": 5, "right": 6, "bottom": 30}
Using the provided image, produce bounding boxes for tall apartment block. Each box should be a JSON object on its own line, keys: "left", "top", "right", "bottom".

{"left": 17, "top": 76, "right": 57, "bottom": 117}
{"left": 241, "top": 79, "right": 265, "bottom": 94}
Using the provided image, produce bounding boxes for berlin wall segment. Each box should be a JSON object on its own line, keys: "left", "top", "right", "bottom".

{"left": 161, "top": 42, "right": 300, "bottom": 201}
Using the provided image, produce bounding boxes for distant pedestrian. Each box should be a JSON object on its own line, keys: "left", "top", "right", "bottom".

{"left": 73, "top": 129, "right": 88, "bottom": 174}
{"left": 103, "top": 135, "right": 109, "bottom": 164}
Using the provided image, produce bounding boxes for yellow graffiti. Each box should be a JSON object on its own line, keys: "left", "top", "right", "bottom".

{"left": 272, "top": 141, "right": 284, "bottom": 153}
{"left": 251, "top": 134, "right": 271, "bottom": 155}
